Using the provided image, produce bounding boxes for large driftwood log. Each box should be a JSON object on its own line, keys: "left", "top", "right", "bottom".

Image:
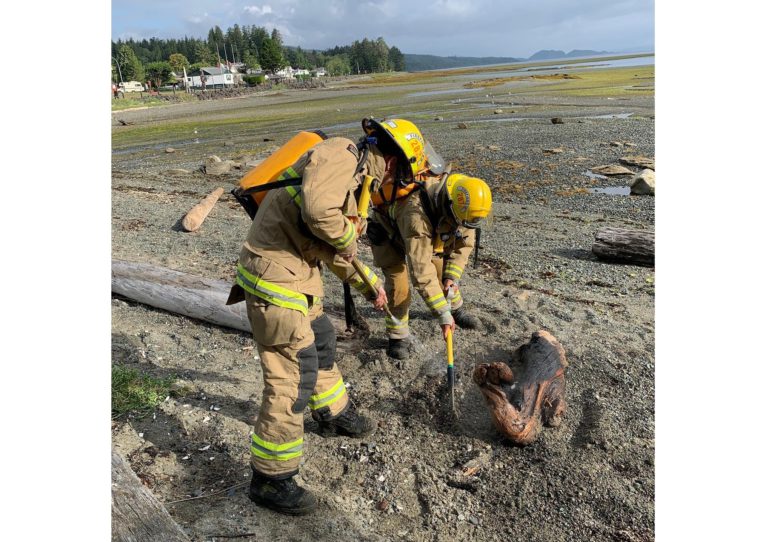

{"left": 591, "top": 227, "right": 654, "bottom": 266}
{"left": 112, "top": 259, "right": 251, "bottom": 332}
{"left": 111, "top": 259, "right": 368, "bottom": 347}
{"left": 473, "top": 331, "right": 568, "bottom": 445}
{"left": 112, "top": 451, "right": 190, "bottom": 542}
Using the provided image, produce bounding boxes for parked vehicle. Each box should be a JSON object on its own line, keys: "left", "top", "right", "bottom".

{"left": 118, "top": 81, "right": 145, "bottom": 93}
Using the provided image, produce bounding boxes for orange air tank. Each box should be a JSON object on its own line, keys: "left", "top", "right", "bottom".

{"left": 238, "top": 130, "right": 327, "bottom": 205}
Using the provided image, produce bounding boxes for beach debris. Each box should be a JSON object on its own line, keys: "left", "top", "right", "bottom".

{"left": 165, "top": 147, "right": 176, "bottom": 153}
{"left": 592, "top": 227, "right": 654, "bottom": 266}
{"left": 203, "top": 155, "right": 233, "bottom": 175}
{"left": 434, "top": 116, "right": 443, "bottom": 121}
{"left": 630, "top": 169, "right": 655, "bottom": 196}
{"left": 181, "top": 187, "right": 224, "bottom": 232}
{"left": 590, "top": 165, "right": 634, "bottom": 176}
{"left": 473, "top": 331, "right": 567, "bottom": 445}
{"left": 551, "top": 117, "right": 564, "bottom": 124}
{"left": 494, "top": 109, "right": 503, "bottom": 114}
{"left": 543, "top": 147, "right": 565, "bottom": 155}
{"left": 457, "top": 122, "right": 468, "bottom": 129}
{"left": 620, "top": 155, "right": 655, "bottom": 170}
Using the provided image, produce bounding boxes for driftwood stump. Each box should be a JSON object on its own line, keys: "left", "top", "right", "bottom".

{"left": 473, "top": 331, "right": 568, "bottom": 445}
{"left": 592, "top": 227, "right": 654, "bottom": 266}
{"left": 112, "top": 451, "right": 190, "bottom": 542}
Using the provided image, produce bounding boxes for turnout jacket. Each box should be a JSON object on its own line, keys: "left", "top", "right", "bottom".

{"left": 371, "top": 175, "right": 475, "bottom": 319}
{"left": 230, "top": 137, "right": 383, "bottom": 313}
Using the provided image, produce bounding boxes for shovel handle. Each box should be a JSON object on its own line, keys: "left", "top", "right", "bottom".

{"left": 351, "top": 259, "right": 398, "bottom": 322}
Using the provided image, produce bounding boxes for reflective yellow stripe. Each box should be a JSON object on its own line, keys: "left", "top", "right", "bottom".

{"left": 332, "top": 220, "right": 356, "bottom": 250}
{"left": 236, "top": 264, "right": 309, "bottom": 315}
{"left": 444, "top": 263, "right": 464, "bottom": 280}
{"left": 309, "top": 378, "right": 347, "bottom": 410}
{"left": 426, "top": 293, "right": 448, "bottom": 311}
{"left": 451, "top": 290, "right": 462, "bottom": 304}
{"left": 250, "top": 434, "right": 303, "bottom": 461}
{"left": 285, "top": 185, "right": 302, "bottom": 206}
{"left": 386, "top": 314, "right": 409, "bottom": 330}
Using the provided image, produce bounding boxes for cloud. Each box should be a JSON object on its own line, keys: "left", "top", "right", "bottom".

{"left": 112, "top": 0, "right": 654, "bottom": 57}
{"left": 243, "top": 5, "right": 273, "bottom": 16}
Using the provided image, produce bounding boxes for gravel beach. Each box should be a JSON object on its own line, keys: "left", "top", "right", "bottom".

{"left": 112, "top": 65, "right": 655, "bottom": 541}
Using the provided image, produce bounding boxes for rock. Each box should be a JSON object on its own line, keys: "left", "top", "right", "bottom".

{"left": 457, "top": 123, "right": 468, "bottom": 129}
{"left": 620, "top": 155, "right": 655, "bottom": 170}
{"left": 630, "top": 169, "right": 655, "bottom": 195}
{"left": 609, "top": 141, "right": 623, "bottom": 147}
{"left": 165, "top": 147, "right": 176, "bottom": 153}
{"left": 205, "top": 162, "right": 232, "bottom": 175}
{"left": 244, "top": 159, "right": 264, "bottom": 169}
{"left": 551, "top": 117, "right": 564, "bottom": 124}
{"left": 494, "top": 109, "right": 503, "bottom": 114}
{"left": 543, "top": 147, "right": 565, "bottom": 154}
{"left": 591, "top": 165, "right": 634, "bottom": 176}
{"left": 434, "top": 116, "right": 443, "bottom": 121}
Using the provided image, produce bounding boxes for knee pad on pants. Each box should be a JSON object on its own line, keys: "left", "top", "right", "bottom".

{"left": 293, "top": 343, "right": 318, "bottom": 413}
{"left": 311, "top": 314, "right": 337, "bottom": 370}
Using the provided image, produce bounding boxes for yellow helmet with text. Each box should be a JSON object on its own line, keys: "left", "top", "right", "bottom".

{"left": 445, "top": 174, "right": 492, "bottom": 228}
{"left": 362, "top": 118, "right": 428, "bottom": 177}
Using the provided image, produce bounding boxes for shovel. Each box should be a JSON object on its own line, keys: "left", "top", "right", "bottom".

{"left": 446, "top": 327, "right": 456, "bottom": 416}
{"left": 351, "top": 259, "right": 402, "bottom": 326}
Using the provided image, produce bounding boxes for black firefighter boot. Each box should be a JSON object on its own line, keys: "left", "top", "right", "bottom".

{"left": 249, "top": 467, "right": 318, "bottom": 516}
{"left": 386, "top": 337, "right": 410, "bottom": 360}
{"left": 312, "top": 403, "right": 375, "bottom": 437}
{"left": 452, "top": 307, "right": 482, "bottom": 330}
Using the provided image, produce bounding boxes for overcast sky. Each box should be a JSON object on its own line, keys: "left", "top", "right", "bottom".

{"left": 111, "top": 0, "right": 654, "bottom": 58}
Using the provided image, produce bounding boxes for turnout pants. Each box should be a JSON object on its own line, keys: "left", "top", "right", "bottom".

{"left": 245, "top": 295, "right": 349, "bottom": 478}
{"left": 370, "top": 242, "right": 464, "bottom": 340}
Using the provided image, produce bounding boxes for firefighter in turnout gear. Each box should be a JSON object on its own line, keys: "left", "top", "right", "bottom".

{"left": 227, "top": 135, "right": 389, "bottom": 515}
{"left": 363, "top": 118, "right": 493, "bottom": 360}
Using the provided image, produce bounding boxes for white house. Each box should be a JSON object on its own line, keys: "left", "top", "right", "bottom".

{"left": 312, "top": 67, "right": 327, "bottom": 77}
{"left": 186, "top": 66, "right": 235, "bottom": 89}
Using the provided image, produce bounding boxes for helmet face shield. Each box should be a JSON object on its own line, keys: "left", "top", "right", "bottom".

{"left": 424, "top": 140, "right": 446, "bottom": 174}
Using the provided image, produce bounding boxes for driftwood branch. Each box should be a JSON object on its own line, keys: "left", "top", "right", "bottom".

{"left": 181, "top": 187, "right": 224, "bottom": 232}
{"left": 112, "top": 451, "right": 190, "bottom": 542}
{"left": 591, "top": 227, "right": 654, "bottom": 266}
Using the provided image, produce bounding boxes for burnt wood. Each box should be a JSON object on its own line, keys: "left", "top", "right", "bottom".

{"left": 473, "top": 331, "right": 568, "bottom": 445}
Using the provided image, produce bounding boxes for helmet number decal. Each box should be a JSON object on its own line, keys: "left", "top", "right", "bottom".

{"left": 455, "top": 186, "right": 470, "bottom": 215}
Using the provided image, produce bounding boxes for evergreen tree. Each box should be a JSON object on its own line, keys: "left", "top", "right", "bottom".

{"left": 193, "top": 42, "right": 216, "bottom": 65}
{"left": 242, "top": 51, "right": 261, "bottom": 72}
{"left": 259, "top": 36, "right": 286, "bottom": 73}
{"left": 388, "top": 46, "right": 406, "bottom": 71}
{"left": 116, "top": 44, "right": 144, "bottom": 82}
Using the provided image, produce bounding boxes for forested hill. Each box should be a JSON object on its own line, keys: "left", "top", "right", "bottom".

{"left": 404, "top": 54, "right": 523, "bottom": 72}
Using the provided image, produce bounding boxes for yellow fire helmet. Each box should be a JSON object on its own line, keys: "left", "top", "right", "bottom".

{"left": 445, "top": 173, "right": 493, "bottom": 228}
{"left": 362, "top": 118, "right": 428, "bottom": 177}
